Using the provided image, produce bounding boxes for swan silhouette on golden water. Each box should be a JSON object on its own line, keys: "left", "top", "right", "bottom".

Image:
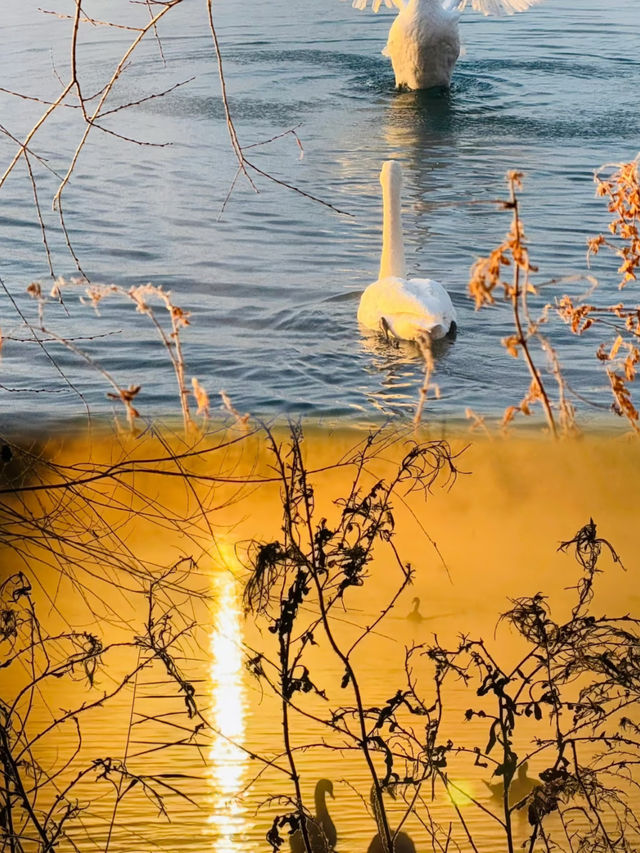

{"left": 367, "top": 784, "right": 417, "bottom": 853}
{"left": 407, "top": 597, "right": 425, "bottom": 624}
{"left": 358, "top": 161, "right": 456, "bottom": 342}
{"left": 485, "top": 762, "right": 537, "bottom": 807}
{"left": 290, "top": 779, "right": 337, "bottom": 853}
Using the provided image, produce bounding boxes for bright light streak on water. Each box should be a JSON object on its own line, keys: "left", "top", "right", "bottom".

{"left": 207, "top": 566, "right": 248, "bottom": 853}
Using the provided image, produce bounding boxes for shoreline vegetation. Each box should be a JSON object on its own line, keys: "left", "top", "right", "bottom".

{"left": 1, "top": 425, "right": 639, "bottom": 851}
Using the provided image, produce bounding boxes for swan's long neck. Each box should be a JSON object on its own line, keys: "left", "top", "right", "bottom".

{"left": 315, "top": 785, "right": 335, "bottom": 846}
{"left": 315, "top": 787, "right": 328, "bottom": 822}
{"left": 379, "top": 162, "right": 406, "bottom": 280}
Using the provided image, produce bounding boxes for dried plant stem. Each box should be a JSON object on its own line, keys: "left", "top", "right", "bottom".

{"left": 104, "top": 651, "right": 141, "bottom": 853}
{"left": 52, "top": 0, "right": 181, "bottom": 212}
{"left": 204, "top": 0, "right": 351, "bottom": 217}
{"left": 508, "top": 180, "right": 557, "bottom": 438}
{"left": 279, "top": 636, "right": 316, "bottom": 853}
{"left": 205, "top": 0, "right": 255, "bottom": 191}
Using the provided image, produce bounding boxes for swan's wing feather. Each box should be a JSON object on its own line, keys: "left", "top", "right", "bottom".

{"left": 351, "top": 0, "right": 403, "bottom": 12}
{"left": 444, "top": 0, "right": 543, "bottom": 14}
{"left": 403, "top": 278, "right": 457, "bottom": 320}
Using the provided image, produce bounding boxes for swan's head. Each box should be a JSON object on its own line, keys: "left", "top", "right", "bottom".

{"left": 412, "top": 596, "right": 420, "bottom": 607}
{"left": 317, "top": 779, "right": 334, "bottom": 799}
{"left": 380, "top": 160, "right": 403, "bottom": 195}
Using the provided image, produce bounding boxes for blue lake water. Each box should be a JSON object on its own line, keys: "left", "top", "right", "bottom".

{"left": 1, "top": 0, "right": 639, "bottom": 427}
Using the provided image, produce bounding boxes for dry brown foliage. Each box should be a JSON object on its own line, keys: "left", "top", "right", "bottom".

{"left": 555, "top": 155, "right": 640, "bottom": 434}
{"left": 468, "top": 155, "right": 640, "bottom": 437}
{"left": 26, "top": 277, "right": 197, "bottom": 432}
{"left": 590, "top": 156, "right": 640, "bottom": 287}
{"left": 468, "top": 171, "right": 561, "bottom": 437}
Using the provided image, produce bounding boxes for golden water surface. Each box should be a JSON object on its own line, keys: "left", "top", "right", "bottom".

{"left": 1, "top": 426, "right": 638, "bottom": 852}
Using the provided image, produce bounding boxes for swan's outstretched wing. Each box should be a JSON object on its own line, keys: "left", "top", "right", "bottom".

{"left": 350, "top": 0, "right": 404, "bottom": 12}
{"left": 442, "top": 0, "right": 543, "bottom": 14}
{"left": 351, "top": 0, "right": 540, "bottom": 14}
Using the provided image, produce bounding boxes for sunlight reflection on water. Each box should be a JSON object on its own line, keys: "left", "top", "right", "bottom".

{"left": 207, "top": 563, "right": 248, "bottom": 853}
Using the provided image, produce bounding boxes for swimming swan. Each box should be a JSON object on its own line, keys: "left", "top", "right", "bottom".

{"left": 351, "top": 0, "right": 544, "bottom": 90}
{"left": 290, "top": 779, "right": 337, "bottom": 853}
{"left": 358, "top": 160, "right": 456, "bottom": 341}
{"left": 484, "top": 762, "right": 537, "bottom": 807}
{"left": 367, "top": 784, "right": 417, "bottom": 853}
{"left": 407, "top": 596, "right": 424, "bottom": 624}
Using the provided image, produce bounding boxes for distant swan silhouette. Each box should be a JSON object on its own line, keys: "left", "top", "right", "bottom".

{"left": 407, "top": 597, "right": 424, "bottom": 624}
{"left": 485, "top": 762, "right": 537, "bottom": 807}
{"left": 367, "top": 784, "right": 416, "bottom": 853}
{"left": 351, "top": 0, "right": 543, "bottom": 91}
{"left": 358, "top": 160, "right": 456, "bottom": 341}
{"left": 290, "top": 779, "right": 337, "bottom": 853}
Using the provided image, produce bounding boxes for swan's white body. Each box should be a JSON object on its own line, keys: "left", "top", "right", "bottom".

{"left": 384, "top": 0, "right": 460, "bottom": 90}
{"left": 358, "top": 160, "right": 456, "bottom": 341}
{"left": 352, "top": 0, "right": 544, "bottom": 90}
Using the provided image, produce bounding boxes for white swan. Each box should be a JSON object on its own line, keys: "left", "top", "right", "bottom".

{"left": 351, "top": 0, "right": 544, "bottom": 90}
{"left": 358, "top": 160, "right": 456, "bottom": 341}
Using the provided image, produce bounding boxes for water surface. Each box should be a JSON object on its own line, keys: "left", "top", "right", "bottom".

{"left": 0, "top": 0, "right": 638, "bottom": 425}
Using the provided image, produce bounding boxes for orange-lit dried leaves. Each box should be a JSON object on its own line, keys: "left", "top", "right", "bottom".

{"left": 593, "top": 157, "right": 640, "bottom": 288}
{"left": 502, "top": 334, "right": 521, "bottom": 358}
{"left": 560, "top": 155, "right": 640, "bottom": 435}
{"left": 464, "top": 407, "right": 491, "bottom": 436}
{"left": 469, "top": 171, "right": 559, "bottom": 434}
{"left": 469, "top": 242, "right": 512, "bottom": 309}
{"left": 107, "top": 384, "right": 141, "bottom": 423}
{"left": 220, "top": 390, "right": 250, "bottom": 430}
{"left": 608, "top": 371, "right": 640, "bottom": 432}
{"left": 556, "top": 296, "right": 596, "bottom": 335}
{"left": 191, "top": 377, "right": 209, "bottom": 417}
{"left": 469, "top": 178, "right": 537, "bottom": 312}
{"left": 26, "top": 282, "right": 42, "bottom": 300}
{"left": 501, "top": 377, "right": 544, "bottom": 429}
{"left": 596, "top": 334, "right": 640, "bottom": 431}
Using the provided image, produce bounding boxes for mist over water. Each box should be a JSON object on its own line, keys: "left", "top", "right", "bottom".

{"left": 0, "top": 0, "right": 638, "bottom": 426}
